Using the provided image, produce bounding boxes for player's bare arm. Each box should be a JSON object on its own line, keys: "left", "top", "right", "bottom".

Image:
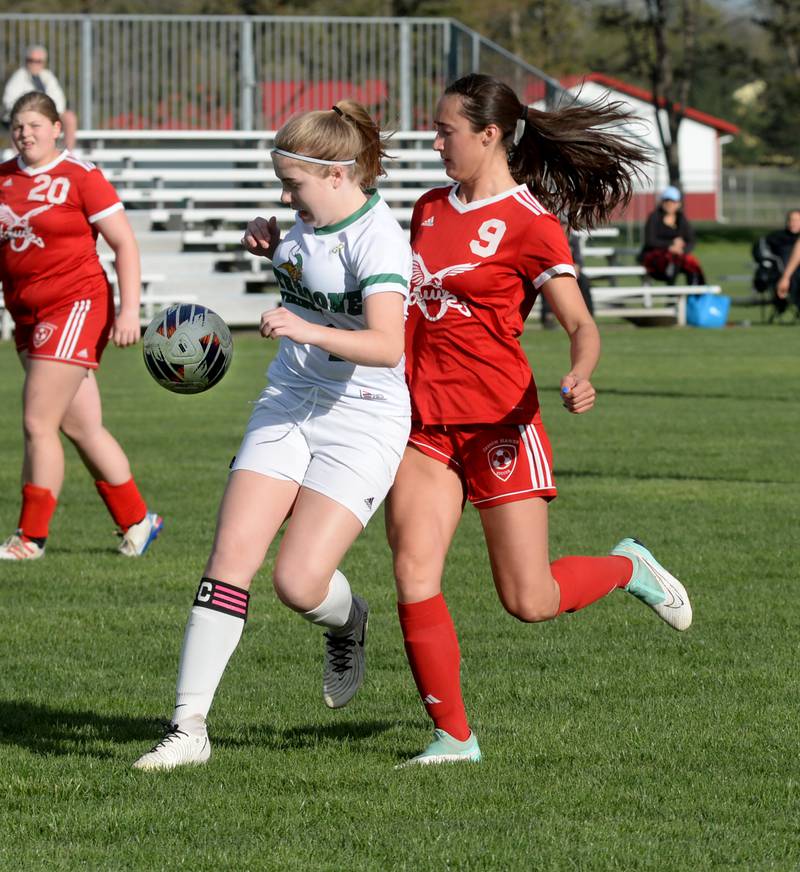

{"left": 96, "top": 210, "right": 142, "bottom": 347}
{"left": 242, "top": 215, "right": 281, "bottom": 260}
{"left": 541, "top": 275, "right": 599, "bottom": 415}
{"left": 260, "top": 291, "right": 405, "bottom": 368}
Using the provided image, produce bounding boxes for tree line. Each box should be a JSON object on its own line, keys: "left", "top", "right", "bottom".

{"left": 2, "top": 0, "right": 797, "bottom": 169}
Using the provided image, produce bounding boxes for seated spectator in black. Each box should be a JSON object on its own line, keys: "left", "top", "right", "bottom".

{"left": 640, "top": 186, "right": 706, "bottom": 286}
{"left": 2, "top": 45, "right": 77, "bottom": 150}
{"left": 776, "top": 220, "right": 800, "bottom": 316}
{"left": 768, "top": 209, "right": 800, "bottom": 315}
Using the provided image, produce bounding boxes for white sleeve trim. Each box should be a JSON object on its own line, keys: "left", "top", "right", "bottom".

{"left": 361, "top": 283, "right": 409, "bottom": 300}
{"left": 88, "top": 202, "right": 124, "bottom": 224}
{"left": 532, "top": 263, "right": 576, "bottom": 289}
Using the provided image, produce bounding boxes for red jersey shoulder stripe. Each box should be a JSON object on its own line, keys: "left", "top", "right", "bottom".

{"left": 512, "top": 189, "right": 547, "bottom": 216}
{"left": 64, "top": 155, "right": 97, "bottom": 172}
{"left": 523, "top": 190, "right": 548, "bottom": 213}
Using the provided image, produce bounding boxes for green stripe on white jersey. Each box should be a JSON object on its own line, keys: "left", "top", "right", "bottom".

{"left": 268, "top": 191, "right": 412, "bottom": 416}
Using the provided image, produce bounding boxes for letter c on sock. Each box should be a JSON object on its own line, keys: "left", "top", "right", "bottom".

{"left": 196, "top": 581, "right": 213, "bottom": 603}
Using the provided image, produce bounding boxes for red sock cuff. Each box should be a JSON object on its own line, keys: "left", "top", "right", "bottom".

{"left": 95, "top": 478, "right": 147, "bottom": 532}
{"left": 397, "top": 593, "right": 453, "bottom": 631}
{"left": 18, "top": 483, "right": 57, "bottom": 540}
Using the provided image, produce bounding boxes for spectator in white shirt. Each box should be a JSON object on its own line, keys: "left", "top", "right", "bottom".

{"left": 2, "top": 45, "right": 77, "bottom": 150}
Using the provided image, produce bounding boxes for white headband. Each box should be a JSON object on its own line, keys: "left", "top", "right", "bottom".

{"left": 271, "top": 148, "right": 356, "bottom": 166}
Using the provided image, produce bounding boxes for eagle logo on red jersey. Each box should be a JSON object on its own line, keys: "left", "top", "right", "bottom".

{"left": 0, "top": 203, "right": 52, "bottom": 252}
{"left": 409, "top": 253, "right": 479, "bottom": 322}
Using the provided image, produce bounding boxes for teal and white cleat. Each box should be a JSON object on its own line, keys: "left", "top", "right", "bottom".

{"left": 612, "top": 537, "right": 692, "bottom": 631}
{"left": 118, "top": 512, "right": 163, "bottom": 557}
{"left": 397, "top": 729, "right": 482, "bottom": 768}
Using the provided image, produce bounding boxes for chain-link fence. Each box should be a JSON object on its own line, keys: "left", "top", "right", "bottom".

{"left": 0, "top": 13, "right": 564, "bottom": 131}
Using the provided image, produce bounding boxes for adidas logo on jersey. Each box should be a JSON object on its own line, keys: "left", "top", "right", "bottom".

{"left": 2, "top": 178, "right": 12, "bottom": 187}
{"left": 420, "top": 216, "right": 435, "bottom": 227}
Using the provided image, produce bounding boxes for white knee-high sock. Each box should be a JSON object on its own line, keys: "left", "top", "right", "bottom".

{"left": 172, "top": 578, "right": 250, "bottom": 725}
{"left": 302, "top": 569, "right": 354, "bottom": 632}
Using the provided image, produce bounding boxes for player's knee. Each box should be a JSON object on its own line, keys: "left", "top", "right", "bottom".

{"left": 505, "top": 600, "right": 559, "bottom": 623}
{"left": 22, "top": 410, "right": 58, "bottom": 441}
{"left": 392, "top": 550, "right": 442, "bottom": 602}
{"left": 272, "top": 558, "right": 328, "bottom": 611}
{"left": 500, "top": 587, "right": 560, "bottom": 623}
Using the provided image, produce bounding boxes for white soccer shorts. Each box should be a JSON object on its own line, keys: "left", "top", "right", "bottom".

{"left": 231, "top": 385, "right": 410, "bottom": 527}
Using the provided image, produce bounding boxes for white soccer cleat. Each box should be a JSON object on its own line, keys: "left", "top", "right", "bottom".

{"left": 132, "top": 719, "right": 210, "bottom": 771}
{"left": 323, "top": 595, "right": 368, "bottom": 709}
{"left": 118, "top": 512, "right": 163, "bottom": 557}
{"left": 613, "top": 537, "right": 693, "bottom": 631}
{"left": 0, "top": 532, "right": 45, "bottom": 561}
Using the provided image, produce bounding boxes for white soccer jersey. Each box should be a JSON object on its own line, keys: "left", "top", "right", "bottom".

{"left": 268, "top": 191, "right": 412, "bottom": 416}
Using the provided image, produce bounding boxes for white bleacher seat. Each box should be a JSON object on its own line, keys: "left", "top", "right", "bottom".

{"left": 115, "top": 186, "right": 433, "bottom": 206}
{"left": 576, "top": 227, "right": 620, "bottom": 239}
{"left": 590, "top": 284, "right": 721, "bottom": 326}
{"left": 101, "top": 167, "right": 450, "bottom": 185}
{"left": 99, "top": 259, "right": 197, "bottom": 321}
{"left": 581, "top": 246, "right": 617, "bottom": 259}
{"left": 73, "top": 147, "right": 445, "bottom": 166}
{"left": 176, "top": 206, "right": 415, "bottom": 227}
{"left": 583, "top": 265, "right": 647, "bottom": 280}
{"left": 75, "top": 130, "right": 436, "bottom": 143}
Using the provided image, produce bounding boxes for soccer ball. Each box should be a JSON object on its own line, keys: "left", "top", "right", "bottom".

{"left": 143, "top": 303, "right": 233, "bottom": 394}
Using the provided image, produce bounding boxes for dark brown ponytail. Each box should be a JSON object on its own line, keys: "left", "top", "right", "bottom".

{"left": 444, "top": 73, "right": 650, "bottom": 229}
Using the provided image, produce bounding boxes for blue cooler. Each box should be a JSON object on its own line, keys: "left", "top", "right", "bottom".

{"left": 686, "top": 293, "right": 730, "bottom": 328}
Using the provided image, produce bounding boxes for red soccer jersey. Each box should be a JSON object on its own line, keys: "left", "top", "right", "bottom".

{"left": 406, "top": 184, "right": 576, "bottom": 425}
{"left": 0, "top": 151, "right": 122, "bottom": 315}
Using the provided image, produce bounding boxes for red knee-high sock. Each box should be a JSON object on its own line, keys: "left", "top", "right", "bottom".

{"left": 18, "top": 483, "right": 57, "bottom": 541}
{"left": 95, "top": 478, "right": 147, "bottom": 532}
{"left": 397, "top": 594, "right": 470, "bottom": 742}
{"left": 553, "top": 556, "right": 633, "bottom": 614}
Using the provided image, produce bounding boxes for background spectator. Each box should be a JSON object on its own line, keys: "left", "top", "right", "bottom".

{"left": 767, "top": 209, "right": 800, "bottom": 315}
{"left": 2, "top": 44, "right": 77, "bottom": 150}
{"left": 640, "top": 186, "right": 706, "bottom": 285}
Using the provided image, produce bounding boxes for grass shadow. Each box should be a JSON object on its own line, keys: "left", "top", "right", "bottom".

{"left": 229, "top": 718, "right": 413, "bottom": 751}
{"left": 0, "top": 701, "right": 416, "bottom": 760}
{"left": 0, "top": 699, "right": 159, "bottom": 758}
{"left": 557, "top": 468, "right": 796, "bottom": 486}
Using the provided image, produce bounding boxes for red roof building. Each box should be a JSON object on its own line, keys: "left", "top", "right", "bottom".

{"left": 559, "top": 73, "right": 739, "bottom": 222}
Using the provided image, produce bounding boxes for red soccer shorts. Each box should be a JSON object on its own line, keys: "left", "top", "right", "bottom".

{"left": 408, "top": 420, "right": 558, "bottom": 508}
{"left": 14, "top": 293, "right": 115, "bottom": 369}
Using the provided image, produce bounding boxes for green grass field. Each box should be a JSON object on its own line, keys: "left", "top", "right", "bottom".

{"left": 0, "top": 319, "right": 797, "bottom": 871}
